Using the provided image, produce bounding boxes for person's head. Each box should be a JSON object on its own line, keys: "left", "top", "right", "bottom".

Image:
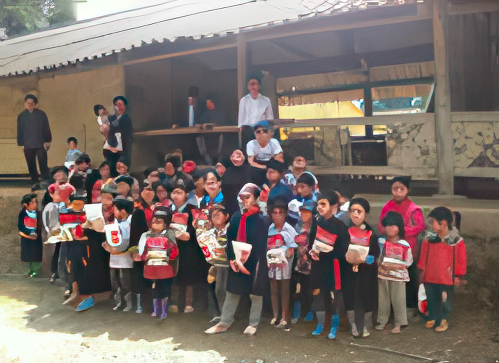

{"left": 50, "top": 166, "right": 69, "bottom": 184}
{"left": 151, "top": 206, "right": 173, "bottom": 233}
{"left": 391, "top": 176, "right": 411, "bottom": 203}
{"left": 204, "top": 169, "right": 221, "bottom": 197}
{"left": 24, "top": 94, "right": 38, "bottom": 112}
{"left": 230, "top": 149, "right": 245, "bottom": 167}
{"left": 143, "top": 167, "right": 159, "bottom": 183}
{"left": 247, "top": 75, "right": 261, "bottom": 97}
{"left": 268, "top": 198, "right": 288, "bottom": 228}
{"left": 381, "top": 211, "right": 406, "bottom": 240}
{"left": 152, "top": 181, "right": 170, "bottom": 202}
{"left": 21, "top": 193, "right": 38, "bottom": 211}
{"left": 113, "top": 197, "right": 134, "bottom": 221}
{"left": 299, "top": 200, "right": 315, "bottom": 224}
{"left": 238, "top": 183, "right": 261, "bottom": 211}
{"left": 115, "top": 175, "right": 133, "bottom": 197}
{"left": 170, "top": 179, "right": 190, "bottom": 207}
{"left": 188, "top": 86, "right": 199, "bottom": 98}
{"left": 100, "top": 191, "right": 114, "bottom": 211}
{"left": 296, "top": 173, "right": 316, "bottom": 198}
{"left": 67, "top": 137, "right": 78, "bottom": 150}
{"left": 266, "top": 159, "right": 286, "bottom": 185}
{"left": 254, "top": 120, "right": 272, "bottom": 146}
{"left": 215, "top": 162, "right": 226, "bottom": 178}
{"left": 292, "top": 155, "right": 307, "bottom": 171}
{"left": 112, "top": 96, "right": 127, "bottom": 115}
{"left": 75, "top": 154, "right": 91, "bottom": 172}
{"left": 116, "top": 156, "right": 130, "bottom": 176}
{"left": 428, "top": 206, "right": 453, "bottom": 236}
{"left": 209, "top": 205, "right": 229, "bottom": 230}
{"left": 98, "top": 161, "right": 111, "bottom": 181}
{"left": 93, "top": 104, "right": 106, "bottom": 117}
{"left": 348, "top": 197, "right": 370, "bottom": 228}
{"left": 164, "top": 152, "right": 182, "bottom": 176}
{"left": 141, "top": 184, "right": 155, "bottom": 204}
{"left": 192, "top": 169, "right": 205, "bottom": 196}
{"left": 48, "top": 183, "right": 62, "bottom": 204}
{"left": 316, "top": 192, "right": 338, "bottom": 219}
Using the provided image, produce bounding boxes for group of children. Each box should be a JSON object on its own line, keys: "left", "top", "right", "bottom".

{"left": 18, "top": 119, "right": 467, "bottom": 340}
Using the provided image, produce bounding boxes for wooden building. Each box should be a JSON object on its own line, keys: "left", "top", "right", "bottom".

{"left": 1, "top": 0, "right": 498, "bottom": 196}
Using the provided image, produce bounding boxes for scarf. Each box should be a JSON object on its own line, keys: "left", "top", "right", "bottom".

{"left": 202, "top": 190, "right": 223, "bottom": 206}
{"left": 236, "top": 205, "right": 260, "bottom": 242}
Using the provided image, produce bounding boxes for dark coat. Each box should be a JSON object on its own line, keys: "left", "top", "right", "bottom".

{"left": 76, "top": 230, "right": 111, "bottom": 295}
{"left": 18, "top": 209, "right": 43, "bottom": 262}
{"left": 108, "top": 113, "right": 133, "bottom": 163}
{"left": 17, "top": 109, "right": 52, "bottom": 149}
{"left": 221, "top": 163, "right": 251, "bottom": 217}
{"left": 226, "top": 211, "right": 269, "bottom": 296}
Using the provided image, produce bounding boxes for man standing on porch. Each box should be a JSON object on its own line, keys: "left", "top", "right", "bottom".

{"left": 17, "top": 94, "right": 52, "bottom": 191}
{"left": 238, "top": 75, "right": 274, "bottom": 148}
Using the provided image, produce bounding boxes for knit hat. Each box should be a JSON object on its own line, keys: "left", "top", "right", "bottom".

{"left": 117, "top": 156, "right": 130, "bottom": 168}
{"left": 153, "top": 205, "right": 173, "bottom": 226}
{"left": 391, "top": 176, "right": 411, "bottom": 189}
{"left": 349, "top": 197, "right": 371, "bottom": 214}
{"left": 115, "top": 175, "right": 134, "bottom": 187}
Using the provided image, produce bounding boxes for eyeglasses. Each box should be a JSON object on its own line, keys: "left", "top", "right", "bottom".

{"left": 255, "top": 129, "right": 269, "bottom": 134}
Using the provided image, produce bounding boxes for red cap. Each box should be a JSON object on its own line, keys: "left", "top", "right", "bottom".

{"left": 183, "top": 160, "right": 197, "bottom": 174}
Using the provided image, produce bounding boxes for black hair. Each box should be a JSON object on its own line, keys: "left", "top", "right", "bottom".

{"left": 246, "top": 75, "right": 261, "bottom": 85}
{"left": 93, "top": 104, "right": 105, "bottom": 116}
{"left": 117, "top": 156, "right": 130, "bottom": 168}
{"left": 67, "top": 137, "right": 78, "bottom": 145}
{"left": 296, "top": 173, "right": 316, "bottom": 187}
{"left": 391, "top": 176, "right": 411, "bottom": 189}
{"left": 113, "top": 199, "right": 134, "bottom": 215}
{"left": 267, "top": 159, "right": 287, "bottom": 174}
{"left": 349, "top": 197, "right": 371, "bottom": 214}
{"left": 192, "top": 169, "right": 205, "bottom": 182}
{"left": 98, "top": 161, "right": 110, "bottom": 170}
{"left": 112, "top": 95, "right": 128, "bottom": 106}
{"left": 21, "top": 193, "right": 37, "bottom": 206}
{"left": 188, "top": 86, "right": 199, "bottom": 98}
{"left": 69, "top": 173, "right": 85, "bottom": 191}
{"left": 381, "top": 211, "right": 406, "bottom": 239}
{"left": 164, "top": 153, "right": 182, "bottom": 170}
{"left": 75, "top": 154, "right": 91, "bottom": 165}
{"left": 24, "top": 94, "right": 38, "bottom": 104}
{"left": 267, "top": 197, "right": 289, "bottom": 215}
{"left": 143, "top": 166, "right": 158, "bottom": 178}
{"left": 203, "top": 168, "right": 221, "bottom": 182}
{"left": 428, "top": 206, "right": 454, "bottom": 229}
{"left": 453, "top": 211, "right": 461, "bottom": 231}
{"left": 316, "top": 192, "right": 338, "bottom": 207}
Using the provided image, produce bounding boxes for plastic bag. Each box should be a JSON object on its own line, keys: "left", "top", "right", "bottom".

{"left": 105, "top": 220, "right": 122, "bottom": 247}
{"left": 231, "top": 241, "right": 252, "bottom": 275}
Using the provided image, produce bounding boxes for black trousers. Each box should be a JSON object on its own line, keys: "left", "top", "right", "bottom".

{"left": 24, "top": 147, "right": 49, "bottom": 182}
{"left": 51, "top": 242, "right": 61, "bottom": 274}
{"left": 103, "top": 150, "right": 122, "bottom": 177}
{"left": 406, "top": 262, "right": 419, "bottom": 309}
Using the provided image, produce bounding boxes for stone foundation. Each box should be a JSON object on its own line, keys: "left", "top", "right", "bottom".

{"left": 452, "top": 122, "right": 499, "bottom": 168}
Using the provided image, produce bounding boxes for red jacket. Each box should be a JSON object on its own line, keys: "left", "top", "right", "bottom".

{"left": 418, "top": 235, "right": 466, "bottom": 286}
{"left": 378, "top": 198, "right": 425, "bottom": 256}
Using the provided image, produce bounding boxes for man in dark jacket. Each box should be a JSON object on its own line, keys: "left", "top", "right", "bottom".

{"left": 17, "top": 94, "right": 52, "bottom": 191}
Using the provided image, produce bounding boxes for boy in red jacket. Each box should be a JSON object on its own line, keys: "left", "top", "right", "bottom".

{"left": 418, "top": 207, "right": 466, "bottom": 332}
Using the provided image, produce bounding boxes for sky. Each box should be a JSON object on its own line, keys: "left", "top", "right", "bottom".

{"left": 76, "top": 0, "right": 166, "bottom": 21}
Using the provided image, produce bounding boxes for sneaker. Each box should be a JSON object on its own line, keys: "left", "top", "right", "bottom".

{"left": 291, "top": 318, "right": 299, "bottom": 324}
{"left": 75, "top": 296, "right": 95, "bottom": 312}
{"left": 184, "top": 305, "right": 194, "bottom": 313}
{"left": 363, "top": 327, "right": 370, "bottom": 338}
{"left": 376, "top": 324, "right": 386, "bottom": 331}
{"left": 168, "top": 305, "right": 179, "bottom": 313}
{"left": 426, "top": 320, "right": 436, "bottom": 329}
{"left": 351, "top": 324, "right": 359, "bottom": 337}
{"left": 276, "top": 319, "right": 288, "bottom": 329}
{"left": 204, "top": 323, "right": 229, "bottom": 335}
{"left": 391, "top": 325, "right": 401, "bottom": 334}
{"left": 112, "top": 301, "right": 122, "bottom": 311}
{"left": 270, "top": 317, "right": 277, "bottom": 326}
{"left": 243, "top": 326, "right": 257, "bottom": 335}
{"left": 64, "top": 290, "right": 72, "bottom": 299}
{"left": 435, "top": 319, "right": 448, "bottom": 332}
{"left": 49, "top": 273, "right": 58, "bottom": 283}
{"left": 312, "top": 324, "right": 323, "bottom": 336}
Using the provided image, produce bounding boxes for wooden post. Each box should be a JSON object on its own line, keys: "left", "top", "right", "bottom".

{"left": 433, "top": 0, "right": 454, "bottom": 195}
{"left": 237, "top": 33, "right": 247, "bottom": 102}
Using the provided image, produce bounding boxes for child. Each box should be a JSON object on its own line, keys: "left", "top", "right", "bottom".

{"left": 104, "top": 197, "right": 134, "bottom": 312}
{"left": 267, "top": 198, "right": 297, "bottom": 331}
{"left": 378, "top": 176, "right": 425, "bottom": 319}
{"left": 291, "top": 200, "right": 315, "bottom": 324}
{"left": 247, "top": 120, "right": 284, "bottom": 187}
{"left": 377, "top": 211, "right": 413, "bottom": 333}
{"left": 308, "top": 192, "right": 350, "bottom": 340}
{"left": 343, "top": 198, "right": 380, "bottom": 338}
{"left": 288, "top": 173, "right": 317, "bottom": 228}
{"left": 18, "top": 193, "right": 43, "bottom": 277}
{"left": 95, "top": 104, "right": 122, "bottom": 177}
{"left": 115, "top": 157, "right": 140, "bottom": 200}
{"left": 65, "top": 137, "right": 82, "bottom": 163}
{"left": 418, "top": 207, "right": 466, "bottom": 332}
{"left": 139, "top": 206, "right": 179, "bottom": 319}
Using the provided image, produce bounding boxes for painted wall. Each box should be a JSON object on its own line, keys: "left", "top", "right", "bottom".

{"left": 453, "top": 121, "right": 499, "bottom": 169}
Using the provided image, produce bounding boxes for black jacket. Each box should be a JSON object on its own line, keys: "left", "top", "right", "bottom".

{"left": 17, "top": 109, "right": 52, "bottom": 148}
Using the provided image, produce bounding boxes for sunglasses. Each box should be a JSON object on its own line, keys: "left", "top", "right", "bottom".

{"left": 255, "top": 129, "right": 269, "bottom": 134}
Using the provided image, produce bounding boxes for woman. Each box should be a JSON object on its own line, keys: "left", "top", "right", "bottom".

{"left": 153, "top": 180, "right": 172, "bottom": 208}
{"left": 187, "top": 169, "right": 205, "bottom": 208}
{"left": 221, "top": 150, "right": 251, "bottom": 217}
{"left": 136, "top": 184, "right": 156, "bottom": 228}
{"left": 205, "top": 183, "right": 268, "bottom": 336}
{"left": 200, "top": 169, "right": 223, "bottom": 209}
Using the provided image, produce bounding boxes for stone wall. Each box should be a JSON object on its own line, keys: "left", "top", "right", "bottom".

{"left": 453, "top": 122, "right": 499, "bottom": 169}
{"left": 385, "top": 121, "right": 437, "bottom": 178}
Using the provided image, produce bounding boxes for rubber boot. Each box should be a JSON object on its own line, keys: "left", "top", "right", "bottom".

{"left": 363, "top": 312, "right": 373, "bottom": 337}
{"left": 123, "top": 293, "right": 132, "bottom": 312}
{"left": 112, "top": 288, "right": 122, "bottom": 311}
{"left": 136, "top": 294, "right": 142, "bottom": 314}
{"left": 312, "top": 311, "right": 325, "bottom": 336}
{"left": 347, "top": 310, "right": 359, "bottom": 337}
{"left": 304, "top": 304, "right": 314, "bottom": 321}
{"left": 151, "top": 299, "right": 159, "bottom": 317}
{"left": 328, "top": 315, "right": 340, "bottom": 340}
{"left": 292, "top": 301, "right": 301, "bottom": 324}
{"left": 160, "top": 297, "right": 168, "bottom": 320}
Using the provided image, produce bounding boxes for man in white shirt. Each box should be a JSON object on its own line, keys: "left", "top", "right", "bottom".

{"left": 238, "top": 76, "right": 274, "bottom": 147}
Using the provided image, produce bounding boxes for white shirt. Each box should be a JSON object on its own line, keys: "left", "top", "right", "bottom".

{"left": 246, "top": 138, "right": 282, "bottom": 162}
{"left": 238, "top": 93, "right": 274, "bottom": 127}
{"left": 98, "top": 116, "right": 123, "bottom": 152}
{"left": 109, "top": 215, "right": 133, "bottom": 269}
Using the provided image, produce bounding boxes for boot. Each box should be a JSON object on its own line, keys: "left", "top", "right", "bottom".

{"left": 123, "top": 293, "right": 133, "bottom": 312}
{"left": 112, "top": 288, "right": 122, "bottom": 311}
{"left": 363, "top": 312, "right": 373, "bottom": 337}
{"left": 151, "top": 299, "right": 159, "bottom": 317}
{"left": 292, "top": 301, "right": 301, "bottom": 324}
{"left": 160, "top": 297, "right": 168, "bottom": 320}
{"left": 347, "top": 310, "right": 359, "bottom": 337}
{"left": 136, "top": 294, "right": 142, "bottom": 314}
{"left": 328, "top": 315, "right": 340, "bottom": 340}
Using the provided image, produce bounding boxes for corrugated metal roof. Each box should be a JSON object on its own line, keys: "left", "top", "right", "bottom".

{"left": 0, "top": 0, "right": 409, "bottom": 77}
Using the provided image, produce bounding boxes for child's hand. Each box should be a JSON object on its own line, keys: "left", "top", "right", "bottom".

{"left": 285, "top": 248, "right": 294, "bottom": 258}
{"left": 310, "top": 250, "right": 319, "bottom": 261}
{"left": 454, "top": 277, "right": 467, "bottom": 287}
{"left": 176, "top": 231, "right": 190, "bottom": 241}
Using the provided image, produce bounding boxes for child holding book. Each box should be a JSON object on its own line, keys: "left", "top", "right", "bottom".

{"left": 18, "top": 193, "right": 43, "bottom": 277}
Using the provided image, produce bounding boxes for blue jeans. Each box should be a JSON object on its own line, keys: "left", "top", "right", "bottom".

{"left": 424, "top": 283, "right": 454, "bottom": 325}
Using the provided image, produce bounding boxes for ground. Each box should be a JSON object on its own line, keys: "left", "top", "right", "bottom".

{"left": 1, "top": 185, "right": 498, "bottom": 363}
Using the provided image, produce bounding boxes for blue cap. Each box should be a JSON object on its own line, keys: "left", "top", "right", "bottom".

{"left": 300, "top": 200, "right": 315, "bottom": 211}
{"left": 253, "top": 120, "right": 271, "bottom": 131}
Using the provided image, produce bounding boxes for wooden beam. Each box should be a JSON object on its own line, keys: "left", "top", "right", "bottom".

{"left": 134, "top": 126, "right": 239, "bottom": 137}
{"left": 237, "top": 33, "right": 247, "bottom": 102}
{"left": 433, "top": 0, "right": 454, "bottom": 195}
{"left": 451, "top": 111, "right": 499, "bottom": 122}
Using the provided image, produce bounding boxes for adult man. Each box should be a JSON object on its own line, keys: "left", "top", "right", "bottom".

{"left": 17, "top": 94, "right": 52, "bottom": 191}
{"left": 238, "top": 76, "right": 274, "bottom": 147}
{"left": 107, "top": 96, "right": 133, "bottom": 171}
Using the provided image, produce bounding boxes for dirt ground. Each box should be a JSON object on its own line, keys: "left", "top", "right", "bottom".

{"left": 1, "top": 184, "right": 499, "bottom": 362}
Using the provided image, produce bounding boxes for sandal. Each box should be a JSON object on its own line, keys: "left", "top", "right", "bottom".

{"left": 204, "top": 323, "right": 229, "bottom": 334}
